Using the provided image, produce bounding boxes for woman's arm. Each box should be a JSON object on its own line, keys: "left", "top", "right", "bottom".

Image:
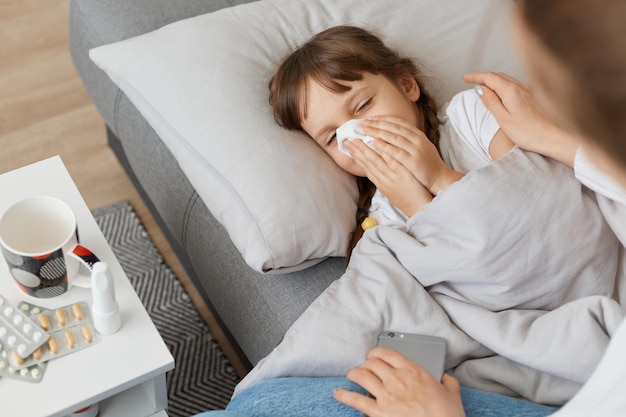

{"left": 464, "top": 72, "right": 580, "bottom": 167}
{"left": 575, "top": 147, "right": 626, "bottom": 204}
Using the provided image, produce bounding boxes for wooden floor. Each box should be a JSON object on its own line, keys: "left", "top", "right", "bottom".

{"left": 0, "top": 0, "right": 245, "bottom": 376}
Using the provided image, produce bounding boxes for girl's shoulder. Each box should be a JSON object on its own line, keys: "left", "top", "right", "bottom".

{"left": 442, "top": 88, "right": 487, "bottom": 123}
{"left": 438, "top": 89, "right": 500, "bottom": 172}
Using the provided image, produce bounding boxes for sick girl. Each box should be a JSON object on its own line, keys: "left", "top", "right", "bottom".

{"left": 268, "top": 25, "right": 515, "bottom": 257}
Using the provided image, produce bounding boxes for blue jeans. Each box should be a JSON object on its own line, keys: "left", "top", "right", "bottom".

{"left": 193, "top": 377, "right": 558, "bottom": 417}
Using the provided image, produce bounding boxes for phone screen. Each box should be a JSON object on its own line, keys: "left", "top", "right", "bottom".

{"left": 377, "top": 331, "right": 446, "bottom": 381}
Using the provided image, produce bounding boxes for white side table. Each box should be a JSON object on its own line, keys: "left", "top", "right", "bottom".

{"left": 0, "top": 156, "right": 175, "bottom": 417}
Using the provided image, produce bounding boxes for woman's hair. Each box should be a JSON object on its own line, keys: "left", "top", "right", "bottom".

{"left": 269, "top": 25, "right": 440, "bottom": 259}
{"left": 520, "top": 0, "right": 626, "bottom": 168}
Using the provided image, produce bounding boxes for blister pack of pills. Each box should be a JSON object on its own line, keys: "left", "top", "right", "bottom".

{"left": 10, "top": 301, "right": 101, "bottom": 370}
{"left": 0, "top": 341, "right": 47, "bottom": 383}
{"left": 0, "top": 294, "right": 48, "bottom": 359}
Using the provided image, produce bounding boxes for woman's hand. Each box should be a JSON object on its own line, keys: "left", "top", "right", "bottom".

{"left": 334, "top": 347, "right": 465, "bottom": 417}
{"left": 344, "top": 140, "right": 432, "bottom": 217}
{"left": 361, "top": 117, "right": 464, "bottom": 195}
{"left": 463, "top": 72, "right": 579, "bottom": 167}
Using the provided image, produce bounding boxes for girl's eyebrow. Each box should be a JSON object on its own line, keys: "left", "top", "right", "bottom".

{"left": 347, "top": 86, "right": 368, "bottom": 108}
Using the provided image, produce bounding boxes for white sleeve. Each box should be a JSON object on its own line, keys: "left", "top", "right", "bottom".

{"left": 574, "top": 147, "right": 626, "bottom": 204}
{"left": 445, "top": 89, "right": 501, "bottom": 160}
{"left": 368, "top": 190, "right": 408, "bottom": 229}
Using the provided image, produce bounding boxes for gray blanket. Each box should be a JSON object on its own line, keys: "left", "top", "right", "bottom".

{"left": 235, "top": 148, "right": 625, "bottom": 405}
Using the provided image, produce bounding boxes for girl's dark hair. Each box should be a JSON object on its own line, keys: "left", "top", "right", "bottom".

{"left": 269, "top": 25, "right": 440, "bottom": 259}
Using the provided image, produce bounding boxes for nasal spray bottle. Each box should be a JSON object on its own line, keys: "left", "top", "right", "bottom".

{"left": 90, "top": 262, "right": 121, "bottom": 335}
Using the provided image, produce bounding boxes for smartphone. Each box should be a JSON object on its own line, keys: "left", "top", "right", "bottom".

{"left": 377, "top": 331, "right": 447, "bottom": 381}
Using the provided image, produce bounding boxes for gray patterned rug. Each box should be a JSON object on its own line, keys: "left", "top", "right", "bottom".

{"left": 92, "top": 201, "right": 239, "bottom": 417}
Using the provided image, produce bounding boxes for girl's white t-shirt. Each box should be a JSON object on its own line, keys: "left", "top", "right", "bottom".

{"left": 438, "top": 88, "right": 501, "bottom": 174}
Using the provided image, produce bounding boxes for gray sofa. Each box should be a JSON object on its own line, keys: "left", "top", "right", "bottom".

{"left": 69, "top": 0, "right": 345, "bottom": 370}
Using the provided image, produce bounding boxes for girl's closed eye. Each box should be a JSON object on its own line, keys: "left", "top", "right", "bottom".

{"left": 356, "top": 98, "right": 372, "bottom": 113}
{"left": 326, "top": 132, "right": 337, "bottom": 146}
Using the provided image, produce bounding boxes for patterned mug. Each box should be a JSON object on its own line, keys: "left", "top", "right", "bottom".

{"left": 0, "top": 196, "right": 99, "bottom": 298}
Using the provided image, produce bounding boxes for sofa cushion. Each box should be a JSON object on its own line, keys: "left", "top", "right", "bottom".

{"left": 89, "top": 0, "right": 521, "bottom": 273}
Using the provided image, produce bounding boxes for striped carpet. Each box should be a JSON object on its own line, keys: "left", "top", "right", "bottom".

{"left": 92, "top": 201, "right": 239, "bottom": 416}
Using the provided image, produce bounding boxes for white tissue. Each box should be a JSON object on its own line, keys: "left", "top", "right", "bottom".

{"left": 336, "top": 119, "right": 376, "bottom": 157}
